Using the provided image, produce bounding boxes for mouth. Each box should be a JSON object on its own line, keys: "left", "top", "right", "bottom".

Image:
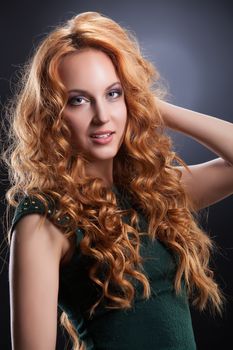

{"left": 89, "top": 132, "right": 115, "bottom": 144}
{"left": 90, "top": 131, "right": 115, "bottom": 139}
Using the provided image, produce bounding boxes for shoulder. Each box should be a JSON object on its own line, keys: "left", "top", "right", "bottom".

{"left": 10, "top": 195, "right": 71, "bottom": 264}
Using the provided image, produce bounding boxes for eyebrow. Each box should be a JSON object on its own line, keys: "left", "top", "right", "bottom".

{"left": 68, "top": 81, "right": 122, "bottom": 95}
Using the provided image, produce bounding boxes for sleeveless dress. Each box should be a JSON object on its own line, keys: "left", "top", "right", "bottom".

{"left": 10, "top": 185, "right": 196, "bottom": 350}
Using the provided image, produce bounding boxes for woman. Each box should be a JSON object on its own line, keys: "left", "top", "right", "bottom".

{"left": 3, "top": 11, "right": 233, "bottom": 350}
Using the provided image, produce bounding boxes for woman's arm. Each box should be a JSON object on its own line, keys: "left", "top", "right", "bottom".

{"left": 157, "top": 99, "right": 233, "bottom": 165}
{"left": 9, "top": 214, "right": 65, "bottom": 350}
{"left": 157, "top": 99, "right": 233, "bottom": 210}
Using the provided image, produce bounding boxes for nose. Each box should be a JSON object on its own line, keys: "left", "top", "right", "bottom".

{"left": 92, "top": 100, "right": 110, "bottom": 124}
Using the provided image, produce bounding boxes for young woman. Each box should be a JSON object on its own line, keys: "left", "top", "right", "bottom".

{"left": 3, "top": 11, "right": 233, "bottom": 350}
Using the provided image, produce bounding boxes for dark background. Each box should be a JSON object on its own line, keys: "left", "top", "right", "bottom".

{"left": 1, "top": 1, "right": 233, "bottom": 349}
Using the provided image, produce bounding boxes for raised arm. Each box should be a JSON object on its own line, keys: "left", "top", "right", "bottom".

{"left": 156, "top": 99, "right": 233, "bottom": 210}
{"left": 157, "top": 99, "right": 233, "bottom": 165}
{"left": 9, "top": 214, "right": 66, "bottom": 350}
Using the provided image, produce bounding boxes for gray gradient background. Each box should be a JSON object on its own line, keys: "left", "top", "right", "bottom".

{"left": 0, "top": 1, "right": 233, "bottom": 349}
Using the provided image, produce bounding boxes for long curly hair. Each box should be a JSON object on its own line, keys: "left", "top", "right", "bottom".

{"left": 2, "top": 11, "right": 225, "bottom": 350}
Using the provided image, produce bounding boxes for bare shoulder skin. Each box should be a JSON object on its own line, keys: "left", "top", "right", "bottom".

{"left": 9, "top": 214, "right": 73, "bottom": 350}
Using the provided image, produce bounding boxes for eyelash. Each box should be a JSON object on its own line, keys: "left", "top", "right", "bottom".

{"left": 68, "top": 89, "right": 123, "bottom": 107}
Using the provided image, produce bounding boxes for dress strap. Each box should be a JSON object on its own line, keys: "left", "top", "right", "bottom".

{"left": 10, "top": 196, "right": 49, "bottom": 240}
{"left": 10, "top": 195, "right": 84, "bottom": 247}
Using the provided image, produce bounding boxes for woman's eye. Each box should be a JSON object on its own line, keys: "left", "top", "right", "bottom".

{"left": 108, "top": 89, "right": 122, "bottom": 98}
{"left": 68, "top": 96, "right": 87, "bottom": 106}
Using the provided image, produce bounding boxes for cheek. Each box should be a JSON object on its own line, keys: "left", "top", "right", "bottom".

{"left": 121, "top": 106, "right": 128, "bottom": 129}
{"left": 64, "top": 114, "right": 86, "bottom": 145}
{"left": 115, "top": 103, "right": 127, "bottom": 124}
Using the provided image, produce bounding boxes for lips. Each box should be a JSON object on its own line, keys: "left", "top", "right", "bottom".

{"left": 90, "top": 130, "right": 115, "bottom": 137}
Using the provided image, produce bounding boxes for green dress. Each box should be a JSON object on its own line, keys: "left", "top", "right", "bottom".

{"left": 10, "top": 185, "right": 196, "bottom": 350}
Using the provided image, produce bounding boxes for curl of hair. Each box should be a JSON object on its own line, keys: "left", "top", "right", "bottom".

{"left": 2, "top": 11, "right": 225, "bottom": 350}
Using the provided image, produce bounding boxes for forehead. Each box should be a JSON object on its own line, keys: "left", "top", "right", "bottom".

{"left": 58, "top": 48, "right": 119, "bottom": 89}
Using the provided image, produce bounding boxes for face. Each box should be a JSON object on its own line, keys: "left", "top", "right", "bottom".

{"left": 58, "top": 48, "right": 127, "bottom": 167}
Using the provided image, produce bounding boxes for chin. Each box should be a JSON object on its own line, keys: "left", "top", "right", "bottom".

{"left": 89, "top": 152, "right": 117, "bottom": 161}
{"left": 90, "top": 147, "right": 118, "bottom": 157}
